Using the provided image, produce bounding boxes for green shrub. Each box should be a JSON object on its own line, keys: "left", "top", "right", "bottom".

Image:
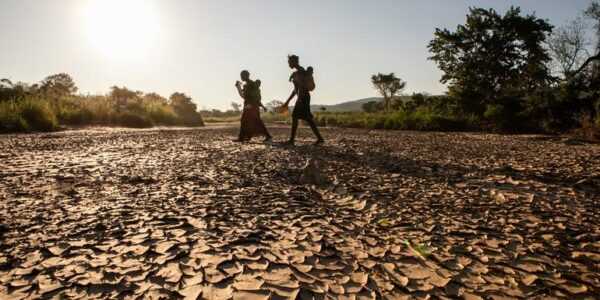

{"left": 484, "top": 104, "right": 515, "bottom": 132}
{"left": 203, "top": 116, "right": 240, "bottom": 123}
{"left": 326, "top": 115, "right": 339, "bottom": 126}
{"left": 2, "top": 76, "right": 210, "bottom": 131}
{"left": 261, "top": 113, "right": 289, "bottom": 123}
{"left": 179, "top": 111, "right": 204, "bottom": 127}
{"left": 18, "top": 98, "right": 57, "bottom": 131}
{"left": 311, "top": 110, "right": 474, "bottom": 132}
{"left": 117, "top": 112, "right": 154, "bottom": 128}
{"left": 149, "top": 104, "right": 180, "bottom": 125}
{"left": 0, "top": 98, "right": 57, "bottom": 132}
{"left": 383, "top": 116, "right": 397, "bottom": 129}
{"left": 484, "top": 104, "right": 505, "bottom": 120}
{"left": 62, "top": 106, "right": 94, "bottom": 125}
{"left": 0, "top": 101, "right": 28, "bottom": 132}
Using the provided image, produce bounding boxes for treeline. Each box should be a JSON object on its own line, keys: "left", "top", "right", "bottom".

{"left": 313, "top": 93, "right": 475, "bottom": 131}
{"left": 5, "top": 5, "right": 600, "bottom": 137}
{"left": 199, "top": 102, "right": 244, "bottom": 123}
{"left": 327, "top": 5, "right": 600, "bottom": 138}
{"left": 0, "top": 73, "right": 203, "bottom": 132}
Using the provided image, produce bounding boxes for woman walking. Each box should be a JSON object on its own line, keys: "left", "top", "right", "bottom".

{"left": 235, "top": 70, "right": 272, "bottom": 142}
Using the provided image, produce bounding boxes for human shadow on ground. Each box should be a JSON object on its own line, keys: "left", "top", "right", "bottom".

{"left": 269, "top": 142, "right": 599, "bottom": 196}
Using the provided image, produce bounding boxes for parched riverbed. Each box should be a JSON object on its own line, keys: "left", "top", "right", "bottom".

{"left": 0, "top": 125, "right": 599, "bottom": 299}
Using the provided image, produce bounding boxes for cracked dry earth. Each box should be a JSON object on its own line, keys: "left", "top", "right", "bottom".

{"left": 0, "top": 125, "right": 599, "bottom": 300}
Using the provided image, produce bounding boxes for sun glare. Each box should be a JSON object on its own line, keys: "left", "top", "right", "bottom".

{"left": 82, "top": 0, "right": 159, "bottom": 59}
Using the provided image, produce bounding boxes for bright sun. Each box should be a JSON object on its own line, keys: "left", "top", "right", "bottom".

{"left": 82, "top": 0, "right": 159, "bottom": 59}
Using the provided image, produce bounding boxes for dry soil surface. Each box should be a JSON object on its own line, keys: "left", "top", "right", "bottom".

{"left": 0, "top": 125, "right": 599, "bottom": 299}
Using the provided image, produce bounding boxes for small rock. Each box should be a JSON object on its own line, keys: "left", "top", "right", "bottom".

{"left": 299, "top": 158, "right": 328, "bottom": 186}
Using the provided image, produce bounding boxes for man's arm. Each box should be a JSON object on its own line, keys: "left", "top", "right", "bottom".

{"left": 284, "top": 90, "right": 296, "bottom": 106}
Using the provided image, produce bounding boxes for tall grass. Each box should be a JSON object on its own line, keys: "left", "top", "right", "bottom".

{"left": 0, "top": 95, "right": 204, "bottom": 132}
{"left": 572, "top": 114, "right": 600, "bottom": 140}
{"left": 0, "top": 98, "right": 57, "bottom": 132}
{"left": 199, "top": 109, "right": 476, "bottom": 132}
{"left": 261, "top": 113, "right": 290, "bottom": 123}
{"left": 203, "top": 116, "right": 241, "bottom": 123}
{"left": 313, "top": 110, "right": 476, "bottom": 131}
{"left": 57, "top": 96, "right": 118, "bottom": 125}
{"left": 148, "top": 103, "right": 180, "bottom": 125}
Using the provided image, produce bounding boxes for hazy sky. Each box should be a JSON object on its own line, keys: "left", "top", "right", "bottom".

{"left": 0, "top": 0, "right": 594, "bottom": 110}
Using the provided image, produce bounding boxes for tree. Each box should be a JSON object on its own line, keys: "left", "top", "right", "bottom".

{"left": 0, "top": 79, "right": 17, "bottom": 101}
{"left": 143, "top": 92, "right": 168, "bottom": 105}
{"left": 428, "top": 7, "right": 553, "bottom": 115}
{"left": 266, "top": 100, "right": 284, "bottom": 112}
{"left": 548, "top": 17, "right": 590, "bottom": 78}
{"left": 411, "top": 93, "right": 426, "bottom": 107}
{"left": 40, "top": 73, "right": 77, "bottom": 96}
{"left": 110, "top": 86, "right": 138, "bottom": 111}
{"left": 586, "top": 2, "right": 600, "bottom": 52}
{"left": 545, "top": 2, "right": 600, "bottom": 127}
{"left": 371, "top": 73, "right": 406, "bottom": 111}
{"left": 169, "top": 92, "right": 197, "bottom": 114}
{"left": 389, "top": 97, "right": 404, "bottom": 111}
{"left": 0, "top": 78, "right": 12, "bottom": 86}
{"left": 568, "top": 2, "right": 600, "bottom": 77}
{"left": 169, "top": 92, "right": 203, "bottom": 126}
{"left": 0, "top": 80, "right": 33, "bottom": 101}
{"left": 230, "top": 102, "right": 241, "bottom": 112}
{"left": 110, "top": 86, "right": 139, "bottom": 101}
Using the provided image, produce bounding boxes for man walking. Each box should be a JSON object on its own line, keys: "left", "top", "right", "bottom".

{"left": 282, "top": 54, "right": 324, "bottom": 145}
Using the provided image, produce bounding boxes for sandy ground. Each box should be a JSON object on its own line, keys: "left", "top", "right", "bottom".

{"left": 0, "top": 124, "right": 599, "bottom": 299}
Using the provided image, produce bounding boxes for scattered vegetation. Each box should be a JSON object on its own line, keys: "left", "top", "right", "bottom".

{"left": 329, "top": 5, "right": 600, "bottom": 138}
{"left": 4, "top": 4, "right": 600, "bottom": 138}
{"left": 0, "top": 74, "right": 204, "bottom": 132}
{"left": 0, "top": 98, "right": 56, "bottom": 132}
{"left": 425, "top": 5, "right": 599, "bottom": 137}
{"left": 314, "top": 108, "right": 476, "bottom": 132}
{"left": 200, "top": 107, "right": 241, "bottom": 123}
{"left": 205, "top": 4, "right": 600, "bottom": 137}
{"left": 201, "top": 100, "right": 291, "bottom": 123}
{"left": 370, "top": 73, "right": 406, "bottom": 112}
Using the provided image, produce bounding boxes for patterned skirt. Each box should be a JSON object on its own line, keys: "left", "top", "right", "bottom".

{"left": 239, "top": 103, "right": 269, "bottom": 141}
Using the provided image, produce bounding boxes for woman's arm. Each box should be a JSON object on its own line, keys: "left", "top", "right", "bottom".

{"left": 259, "top": 101, "right": 267, "bottom": 112}
{"left": 235, "top": 81, "right": 244, "bottom": 99}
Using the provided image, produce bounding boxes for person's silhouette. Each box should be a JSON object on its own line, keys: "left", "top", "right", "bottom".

{"left": 282, "top": 55, "right": 324, "bottom": 145}
{"left": 235, "top": 70, "right": 272, "bottom": 142}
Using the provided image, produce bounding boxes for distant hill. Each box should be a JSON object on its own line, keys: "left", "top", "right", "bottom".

{"left": 310, "top": 97, "right": 382, "bottom": 112}
{"left": 311, "top": 96, "right": 417, "bottom": 112}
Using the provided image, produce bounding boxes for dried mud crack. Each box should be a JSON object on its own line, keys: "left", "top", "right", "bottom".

{"left": 0, "top": 125, "right": 599, "bottom": 299}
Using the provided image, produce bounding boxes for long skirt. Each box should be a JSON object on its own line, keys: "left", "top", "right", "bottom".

{"left": 239, "top": 104, "right": 269, "bottom": 141}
